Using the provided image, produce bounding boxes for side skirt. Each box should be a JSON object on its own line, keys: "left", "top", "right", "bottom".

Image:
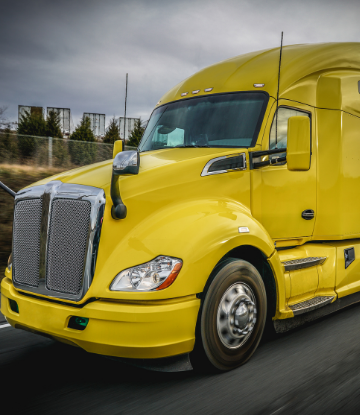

{"left": 273, "top": 291, "right": 360, "bottom": 333}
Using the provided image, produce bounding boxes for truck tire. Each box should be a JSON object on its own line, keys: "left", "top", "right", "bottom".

{"left": 191, "top": 259, "right": 267, "bottom": 372}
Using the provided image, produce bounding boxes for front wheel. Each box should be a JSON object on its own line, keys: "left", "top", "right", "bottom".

{"left": 191, "top": 259, "right": 267, "bottom": 372}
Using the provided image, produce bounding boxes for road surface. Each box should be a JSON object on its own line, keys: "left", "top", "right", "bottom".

{"left": 1, "top": 300, "right": 360, "bottom": 414}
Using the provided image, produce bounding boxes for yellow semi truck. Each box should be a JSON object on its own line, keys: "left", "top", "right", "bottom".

{"left": 2, "top": 42, "right": 360, "bottom": 372}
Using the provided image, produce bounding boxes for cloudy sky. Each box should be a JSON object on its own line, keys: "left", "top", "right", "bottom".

{"left": 1, "top": 0, "right": 360, "bottom": 129}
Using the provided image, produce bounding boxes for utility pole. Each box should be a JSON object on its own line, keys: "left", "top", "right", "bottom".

{"left": 123, "top": 73, "right": 128, "bottom": 142}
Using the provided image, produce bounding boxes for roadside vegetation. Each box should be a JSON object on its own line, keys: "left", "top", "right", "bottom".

{"left": 127, "top": 118, "right": 145, "bottom": 147}
{"left": 0, "top": 164, "right": 66, "bottom": 282}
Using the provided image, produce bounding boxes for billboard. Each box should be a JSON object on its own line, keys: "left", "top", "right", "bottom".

{"left": 18, "top": 105, "right": 43, "bottom": 121}
{"left": 84, "top": 113, "right": 105, "bottom": 137}
{"left": 47, "top": 107, "right": 71, "bottom": 134}
{"left": 119, "top": 117, "right": 139, "bottom": 141}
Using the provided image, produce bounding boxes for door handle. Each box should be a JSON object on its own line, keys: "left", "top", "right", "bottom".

{"left": 302, "top": 209, "right": 314, "bottom": 220}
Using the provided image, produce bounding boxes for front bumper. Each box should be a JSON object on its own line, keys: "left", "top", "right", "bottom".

{"left": 1, "top": 277, "right": 200, "bottom": 359}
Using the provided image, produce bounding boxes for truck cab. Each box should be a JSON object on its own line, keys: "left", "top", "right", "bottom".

{"left": 2, "top": 42, "right": 360, "bottom": 372}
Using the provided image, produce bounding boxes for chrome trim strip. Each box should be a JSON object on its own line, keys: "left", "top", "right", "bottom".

{"left": 201, "top": 153, "right": 247, "bottom": 177}
{"left": 13, "top": 181, "right": 106, "bottom": 302}
{"left": 282, "top": 256, "right": 327, "bottom": 271}
{"left": 289, "top": 296, "right": 335, "bottom": 316}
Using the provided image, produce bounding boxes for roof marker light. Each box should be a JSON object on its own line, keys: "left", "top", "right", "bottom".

{"left": 254, "top": 83, "right": 265, "bottom": 88}
{"left": 181, "top": 92, "right": 188, "bottom": 97}
{"left": 192, "top": 90, "right": 200, "bottom": 94}
{"left": 156, "top": 101, "right": 161, "bottom": 105}
{"left": 204, "top": 87, "right": 213, "bottom": 92}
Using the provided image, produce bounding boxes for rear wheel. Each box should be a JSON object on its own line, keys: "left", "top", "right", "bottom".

{"left": 191, "top": 259, "right": 267, "bottom": 372}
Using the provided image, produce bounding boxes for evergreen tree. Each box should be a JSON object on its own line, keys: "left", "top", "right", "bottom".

{"left": 103, "top": 117, "right": 120, "bottom": 144}
{"left": 46, "top": 110, "right": 63, "bottom": 138}
{"left": 46, "top": 111, "right": 69, "bottom": 167}
{"left": 127, "top": 118, "right": 144, "bottom": 147}
{"left": 68, "top": 115, "right": 97, "bottom": 165}
{"left": 18, "top": 109, "right": 46, "bottom": 136}
{"left": 17, "top": 109, "right": 46, "bottom": 159}
{"left": 70, "top": 115, "right": 96, "bottom": 142}
{"left": 0, "top": 126, "right": 18, "bottom": 163}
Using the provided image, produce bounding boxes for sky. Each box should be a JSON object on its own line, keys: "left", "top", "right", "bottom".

{"left": 1, "top": 0, "right": 360, "bottom": 129}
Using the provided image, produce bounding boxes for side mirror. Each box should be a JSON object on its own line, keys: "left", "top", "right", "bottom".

{"left": 111, "top": 151, "right": 140, "bottom": 220}
{"left": 287, "top": 116, "right": 311, "bottom": 171}
{"left": 113, "top": 140, "right": 124, "bottom": 158}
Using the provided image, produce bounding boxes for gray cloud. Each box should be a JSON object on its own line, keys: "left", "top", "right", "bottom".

{"left": 1, "top": 0, "right": 360, "bottom": 128}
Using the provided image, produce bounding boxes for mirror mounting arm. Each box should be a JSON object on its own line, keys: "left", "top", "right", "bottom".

{"left": 110, "top": 151, "right": 140, "bottom": 220}
{"left": 111, "top": 175, "right": 127, "bottom": 220}
{"left": 0, "top": 181, "right": 16, "bottom": 198}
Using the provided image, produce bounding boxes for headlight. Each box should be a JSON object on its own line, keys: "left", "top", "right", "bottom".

{"left": 110, "top": 256, "right": 183, "bottom": 292}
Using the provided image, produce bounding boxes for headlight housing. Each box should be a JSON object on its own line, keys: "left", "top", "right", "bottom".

{"left": 110, "top": 256, "right": 183, "bottom": 292}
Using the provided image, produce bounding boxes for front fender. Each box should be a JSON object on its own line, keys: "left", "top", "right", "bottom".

{"left": 89, "top": 198, "right": 278, "bottom": 301}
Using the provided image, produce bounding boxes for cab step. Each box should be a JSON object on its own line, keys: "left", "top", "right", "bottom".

{"left": 289, "top": 296, "right": 335, "bottom": 316}
{"left": 273, "top": 290, "right": 360, "bottom": 333}
{"left": 282, "top": 256, "right": 327, "bottom": 271}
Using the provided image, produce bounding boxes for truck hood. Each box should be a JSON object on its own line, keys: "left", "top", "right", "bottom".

{"left": 32, "top": 148, "right": 251, "bottom": 209}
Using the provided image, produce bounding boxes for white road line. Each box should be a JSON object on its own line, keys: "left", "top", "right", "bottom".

{"left": 0, "top": 323, "right": 11, "bottom": 329}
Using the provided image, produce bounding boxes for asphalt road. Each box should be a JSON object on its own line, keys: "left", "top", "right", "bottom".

{"left": 2, "top": 302, "right": 360, "bottom": 415}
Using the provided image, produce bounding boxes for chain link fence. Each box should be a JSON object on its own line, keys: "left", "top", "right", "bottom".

{"left": 0, "top": 132, "right": 137, "bottom": 278}
{"left": 0, "top": 131, "right": 136, "bottom": 168}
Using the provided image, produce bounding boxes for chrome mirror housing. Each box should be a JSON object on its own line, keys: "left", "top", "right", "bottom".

{"left": 111, "top": 151, "right": 140, "bottom": 220}
{"left": 113, "top": 151, "right": 140, "bottom": 175}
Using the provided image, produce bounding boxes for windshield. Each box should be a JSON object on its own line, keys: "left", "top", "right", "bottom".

{"left": 139, "top": 92, "right": 268, "bottom": 152}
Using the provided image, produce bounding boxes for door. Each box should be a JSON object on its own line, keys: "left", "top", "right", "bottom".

{"left": 251, "top": 104, "right": 317, "bottom": 240}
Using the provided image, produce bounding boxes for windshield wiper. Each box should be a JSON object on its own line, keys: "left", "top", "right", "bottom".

{"left": 174, "top": 145, "right": 210, "bottom": 148}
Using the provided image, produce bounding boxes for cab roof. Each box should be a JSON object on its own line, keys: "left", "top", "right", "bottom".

{"left": 158, "top": 43, "right": 360, "bottom": 110}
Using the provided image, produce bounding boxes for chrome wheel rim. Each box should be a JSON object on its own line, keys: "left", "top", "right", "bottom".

{"left": 217, "top": 283, "right": 257, "bottom": 349}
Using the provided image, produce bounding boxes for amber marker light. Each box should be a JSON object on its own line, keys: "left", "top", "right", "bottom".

{"left": 204, "top": 87, "right": 213, "bottom": 92}
{"left": 156, "top": 262, "right": 183, "bottom": 290}
{"left": 192, "top": 89, "right": 200, "bottom": 94}
{"left": 181, "top": 92, "right": 189, "bottom": 96}
{"left": 253, "top": 83, "right": 265, "bottom": 88}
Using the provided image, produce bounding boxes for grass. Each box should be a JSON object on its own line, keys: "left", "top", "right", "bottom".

{"left": 0, "top": 164, "right": 66, "bottom": 282}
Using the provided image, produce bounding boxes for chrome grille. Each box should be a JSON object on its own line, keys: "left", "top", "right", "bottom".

{"left": 12, "top": 181, "right": 105, "bottom": 301}
{"left": 46, "top": 199, "right": 91, "bottom": 295}
{"left": 13, "top": 199, "right": 42, "bottom": 287}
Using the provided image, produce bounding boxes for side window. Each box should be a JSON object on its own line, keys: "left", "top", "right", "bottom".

{"left": 269, "top": 107, "right": 310, "bottom": 150}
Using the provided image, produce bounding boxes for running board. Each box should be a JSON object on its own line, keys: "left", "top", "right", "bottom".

{"left": 282, "top": 256, "right": 327, "bottom": 271}
{"left": 289, "top": 296, "right": 335, "bottom": 316}
{"left": 273, "top": 291, "right": 360, "bottom": 333}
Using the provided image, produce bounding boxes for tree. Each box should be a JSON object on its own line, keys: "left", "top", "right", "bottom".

{"left": 0, "top": 106, "right": 8, "bottom": 129}
{"left": 0, "top": 126, "right": 18, "bottom": 163}
{"left": 127, "top": 118, "right": 144, "bottom": 147}
{"left": 103, "top": 117, "right": 120, "bottom": 144}
{"left": 46, "top": 110, "right": 69, "bottom": 167}
{"left": 18, "top": 109, "right": 46, "bottom": 137}
{"left": 46, "top": 110, "right": 63, "bottom": 138}
{"left": 17, "top": 109, "right": 46, "bottom": 160}
{"left": 68, "top": 115, "right": 97, "bottom": 165}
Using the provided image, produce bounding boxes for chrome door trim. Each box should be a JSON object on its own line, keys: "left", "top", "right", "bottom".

{"left": 201, "top": 153, "right": 247, "bottom": 177}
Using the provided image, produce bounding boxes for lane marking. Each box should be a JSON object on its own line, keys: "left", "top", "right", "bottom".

{"left": 0, "top": 323, "right": 11, "bottom": 329}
